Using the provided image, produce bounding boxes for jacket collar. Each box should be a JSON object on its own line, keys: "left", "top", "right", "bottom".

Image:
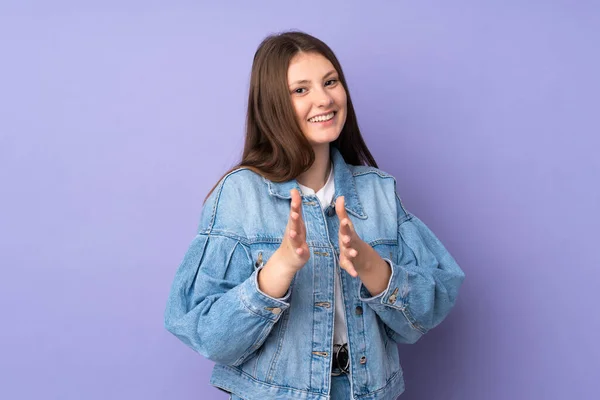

{"left": 265, "top": 146, "right": 367, "bottom": 219}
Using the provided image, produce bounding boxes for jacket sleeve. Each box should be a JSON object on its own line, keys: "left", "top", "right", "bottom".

{"left": 164, "top": 233, "right": 291, "bottom": 365}
{"left": 358, "top": 195, "right": 465, "bottom": 344}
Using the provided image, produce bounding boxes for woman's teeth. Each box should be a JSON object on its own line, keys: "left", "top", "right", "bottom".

{"left": 308, "top": 112, "right": 335, "bottom": 123}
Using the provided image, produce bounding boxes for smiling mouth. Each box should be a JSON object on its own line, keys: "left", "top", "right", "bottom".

{"left": 308, "top": 111, "right": 336, "bottom": 123}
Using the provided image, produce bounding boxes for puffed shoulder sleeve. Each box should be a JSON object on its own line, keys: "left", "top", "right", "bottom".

{"left": 164, "top": 232, "right": 291, "bottom": 365}
{"left": 164, "top": 175, "right": 291, "bottom": 365}
{"left": 358, "top": 194, "right": 465, "bottom": 344}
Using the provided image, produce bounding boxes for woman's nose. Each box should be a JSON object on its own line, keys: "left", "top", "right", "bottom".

{"left": 315, "top": 88, "right": 333, "bottom": 107}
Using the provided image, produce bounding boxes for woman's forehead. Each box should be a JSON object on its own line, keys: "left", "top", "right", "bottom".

{"left": 288, "top": 53, "right": 336, "bottom": 82}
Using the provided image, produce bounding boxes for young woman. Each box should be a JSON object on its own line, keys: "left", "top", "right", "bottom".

{"left": 165, "top": 31, "right": 465, "bottom": 400}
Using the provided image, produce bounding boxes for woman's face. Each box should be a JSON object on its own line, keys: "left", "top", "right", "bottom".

{"left": 287, "top": 52, "right": 347, "bottom": 148}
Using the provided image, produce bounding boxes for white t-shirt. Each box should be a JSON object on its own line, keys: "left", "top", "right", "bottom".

{"left": 297, "top": 165, "right": 348, "bottom": 345}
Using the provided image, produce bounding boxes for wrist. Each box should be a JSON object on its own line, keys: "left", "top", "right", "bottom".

{"left": 265, "top": 250, "right": 298, "bottom": 279}
{"left": 357, "top": 246, "right": 384, "bottom": 273}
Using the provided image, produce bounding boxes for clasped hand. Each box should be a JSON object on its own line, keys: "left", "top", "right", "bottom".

{"left": 279, "top": 188, "right": 382, "bottom": 277}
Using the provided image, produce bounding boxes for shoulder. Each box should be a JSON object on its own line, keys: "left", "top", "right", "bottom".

{"left": 349, "top": 165, "right": 398, "bottom": 192}
{"left": 199, "top": 168, "right": 267, "bottom": 233}
{"left": 213, "top": 168, "right": 266, "bottom": 199}
{"left": 348, "top": 165, "right": 409, "bottom": 219}
{"left": 349, "top": 165, "right": 395, "bottom": 180}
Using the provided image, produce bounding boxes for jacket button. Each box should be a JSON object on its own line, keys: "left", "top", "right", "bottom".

{"left": 388, "top": 295, "right": 397, "bottom": 304}
{"left": 271, "top": 307, "right": 282, "bottom": 315}
{"left": 359, "top": 356, "right": 367, "bottom": 364}
{"left": 355, "top": 306, "right": 363, "bottom": 315}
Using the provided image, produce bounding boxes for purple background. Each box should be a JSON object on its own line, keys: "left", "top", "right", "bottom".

{"left": 1, "top": 1, "right": 599, "bottom": 399}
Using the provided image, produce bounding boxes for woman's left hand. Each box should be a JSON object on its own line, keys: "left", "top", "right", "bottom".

{"left": 335, "top": 196, "right": 379, "bottom": 278}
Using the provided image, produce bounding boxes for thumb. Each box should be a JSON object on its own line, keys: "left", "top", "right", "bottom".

{"left": 335, "top": 196, "right": 347, "bottom": 220}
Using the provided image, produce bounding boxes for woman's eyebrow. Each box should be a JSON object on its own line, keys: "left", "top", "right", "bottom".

{"left": 289, "top": 70, "right": 338, "bottom": 86}
{"left": 322, "top": 70, "right": 337, "bottom": 79}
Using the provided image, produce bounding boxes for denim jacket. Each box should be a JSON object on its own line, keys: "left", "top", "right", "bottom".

{"left": 164, "top": 146, "right": 465, "bottom": 400}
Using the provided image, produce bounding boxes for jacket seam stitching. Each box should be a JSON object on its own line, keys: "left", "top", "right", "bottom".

{"left": 353, "top": 369, "right": 403, "bottom": 398}
{"left": 207, "top": 167, "right": 256, "bottom": 231}
{"left": 218, "top": 364, "right": 334, "bottom": 393}
{"left": 351, "top": 169, "right": 393, "bottom": 179}
{"left": 398, "top": 301, "right": 427, "bottom": 334}
{"left": 239, "top": 290, "right": 278, "bottom": 321}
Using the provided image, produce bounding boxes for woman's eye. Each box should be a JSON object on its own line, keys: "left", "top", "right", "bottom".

{"left": 293, "top": 88, "right": 307, "bottom": 94}
{"left": 325, "top": 79, "right": 338, "bottom": 86}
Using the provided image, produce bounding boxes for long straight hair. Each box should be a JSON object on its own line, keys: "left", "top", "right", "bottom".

{"left": 205, "top": 31, "right": 378, "bottom": 201}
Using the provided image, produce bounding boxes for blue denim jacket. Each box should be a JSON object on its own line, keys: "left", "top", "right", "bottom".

{"left": 164, "top": 146, "right": 465, "bottom": 400}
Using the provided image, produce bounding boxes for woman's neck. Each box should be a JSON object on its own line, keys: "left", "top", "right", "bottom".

{"left": 296, "top": 144, "right": 331, "bottom": 193}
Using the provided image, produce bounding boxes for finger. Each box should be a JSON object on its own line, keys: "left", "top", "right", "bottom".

{"left": 290, "top": 189, "right": 302, "bottom": 212}
{"left": 335, "top": 196, "right": 350, "bottom": 224}
{"left": 344, "top": 247, "right": 358, "bottom": 258}
{"left": 339, "top": 257, "right": 358, "bottom": 278}
{"left": 287, "top": 204, "right": 297, "bottom": 226}
{"left": 340, "top": 217, "right": 353, "bottom": 231}
{"left": 340, "top": 245, "right": 358, "bottom": 262}
{"left": 341, "top": 220, "right": 356, "bottom": 244}
{"left": 288, "top": 206, "right": 301, "bottom": 232}
{"left": 288, "top": 229, "right": 301, "bottom": 249}
{"left": 287, "top": 212, "right": 299, "bottom": 241}
{"left": 336, "top": 198, "right": 355, "bottom": 235}
{"left": 340, "top": 228, "right": 353, "bottom": 245}
{"left": 288, "top": 201, "right": 303, "bottom": 241}
{"left": 289, "top": 189, "right": 306, "bottom": 233}
{"left": 295, "top": 206, "right": 306, "bottom": 229}
{"left": 289, "top": 226, "right": 305, "bottom": 247}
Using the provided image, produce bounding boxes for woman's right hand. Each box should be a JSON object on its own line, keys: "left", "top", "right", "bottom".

{"left": 277, "top": 188, "right": 310, "bottom": 272}
{"left": 258, "top": 189, "right": 309, "bottom": 298}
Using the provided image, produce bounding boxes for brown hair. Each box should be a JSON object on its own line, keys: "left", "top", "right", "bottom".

{"left": 204, "top": 30, "right": 378, "bottom": 201}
